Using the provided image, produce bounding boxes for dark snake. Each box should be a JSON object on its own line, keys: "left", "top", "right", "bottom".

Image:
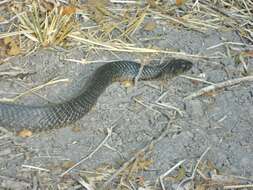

{"left": 0, "top": 59, "right": 192, "bottom": 132}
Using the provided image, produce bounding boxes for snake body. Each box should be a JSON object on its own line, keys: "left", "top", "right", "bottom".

{"left": 0, "top": 59, "right": 192, "bottom": 131}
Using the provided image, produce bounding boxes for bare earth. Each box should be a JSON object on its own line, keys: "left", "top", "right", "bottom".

{"left": 0, "top": 13, "right": 253, "bottom": 190}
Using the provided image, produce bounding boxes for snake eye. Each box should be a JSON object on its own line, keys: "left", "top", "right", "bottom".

{"left": 181, "top": 61, "right": 193, "bottom": 71}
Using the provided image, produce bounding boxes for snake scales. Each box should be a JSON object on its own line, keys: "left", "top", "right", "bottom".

{"left": 0, "top": 59, "right": 192, "bottom": 131}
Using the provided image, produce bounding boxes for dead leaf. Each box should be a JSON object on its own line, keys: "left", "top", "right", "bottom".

{"left": 137, "top": 158, "right": 153, "bottom": 171}
{"left": 203, "top": 91, "right": 217, "bottom": 97}
{"left": 126, "top": 156, "right": 154, "bottom": 179}
{"left": 7, "top": 41, "right": 21, "bottom": 56}
{"left": 176, "top": 0, "right": 185, "bottom": 6}
{"left": 195, "top": 184, "right": 206, "bottom": 190}
{"left": 0, "top": 16, "right": 5, "bottom": 22}
{"left": 101, "top": 22, "right": 118, "bottom": 33}
{"left": 2, "top": 37, "right": 21, "bottom": 56}
{"left": 166, "top": 166, "right": 186, "bottom": 182}
{"left": 84, "top": 164, "right": 115, "bottom": 182}
{"left": 3, "top": 36, "right": 12, "bottom": 44}
{"left": 144, "top": 21, "right": 156, "bottom": 31}
{"left": 173, "top": 166, "right": 186, "bottom": 182}
{"left": 242, "top": 50, "right": 253, "bottom": 57}
{"left": 17, "top": 129, "right": 33, "bottom": 138}
{"left": 72, "top": 126, "right": 81, "bottom": 132}
{"left": 61, "top": 6, "right": 77, "bottom": 16}
{"left": 147, "top": 0, "right": 158, "bottom": 8}
{"left": 121, "top": 80, "right": 133, "bottom": 88}
{"left": 206, "top": 160, "right": 219, "bottom": 174}
{"left": 136, "top": 176, "right": 145, "bottom": 186}
{"left": 62, "top": 160, "right": 76, "bottom": 170}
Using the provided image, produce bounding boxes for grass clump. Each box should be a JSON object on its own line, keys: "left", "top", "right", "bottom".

{"left": 16, "top": 2, "right": 76, "bottom": 48}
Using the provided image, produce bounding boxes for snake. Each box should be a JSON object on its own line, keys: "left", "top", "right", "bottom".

{"left": 0, "top": 59, "right": 192, "bottom": 132}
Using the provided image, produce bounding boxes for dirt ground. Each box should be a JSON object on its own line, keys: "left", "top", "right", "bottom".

{"left": 0, "top": 1, "right": 253, "bottom": 190}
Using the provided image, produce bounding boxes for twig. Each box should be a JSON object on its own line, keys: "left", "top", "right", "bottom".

{"left": 176, "top": 146, "right": 211, "bottom": 190}
{"left": 159, "top": 160, "right": 186, "bottom": 190}
{"left": 179, "top": 75, "right": 215, "bottom": 85}
{"left": 191, "top": 146, "right": 211, "bottom": 179}
{"left": 206, "top": 41, "right": 253, "bottom": 50}
{"left": 156, "top": 90, "right": 170, "bottom": 103}
{"left": 102, "top": 116, "right": 173, "bottom": 188}
{"left": 153, "top": 88, "right": 184, "bottom": 116}
{"left": 71, "top": 175, "right": 94, "bottom": 190}
{"left": 0, "top": 31, "right": 34, "bottom": 39}
{"left": 133, "top": 97, "right": 162, "bottom": 115}
{"left": 0, "top": 12, "right": 25, "bottom": 25}
{"left": 22, "top": 165, "right": 50, "bottom": 172}
{"left": 224, "top": 184, "right": 253, "bottom": 189}
{"left": 185, "top": 76, "right": 253, "bottom": 100}
{"left": 110, "top": 0, "right": 141, "bottom": 4}
{"left": 192, "top": 0, "right": 200, "bottom": 10}
{"left": 0, "top": 0, "right": 10, "bottom": 5}
{"left": 135, "top": 95, "right": 183, "bottom": 116}
{"left": 60, "top": 127, "right": 113, "bottom": 177}
{"left": 64, "top": 58, "right": 119, "bottom": 64}
{"left": 152, "top": 102, "right": 184, "bottom": 117}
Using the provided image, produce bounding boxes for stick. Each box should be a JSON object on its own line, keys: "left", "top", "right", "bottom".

{"left": 185, "top": 76, "right": 253, "bottom": 100}
{"left": 102, "top": 116, "right": 173, "bottom": 188}
{"left": 0, "top": 0, "right": 10, "bottom": 5}
{"left": 22, "top": 165, "right": 50, "bottom": 172}
{"left": 159, "top": 160, "right": 186, "bottom": 190}
{"left": 176, "top": 146, "right": 211, "bottom": 190}
{"left": 224, "top": 184, "right": 253, "bottom": 189}
{"left": 60, "top": 127, "right": 113, "bottom": 177}
{"left": 71, "top": 175, "right": 94, "bottom": 190}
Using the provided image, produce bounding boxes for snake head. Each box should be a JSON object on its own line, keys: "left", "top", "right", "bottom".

{"left": 172, "top": 59, "right": 192, "bottom": 72}
{"left": 157, "top": 59, "right": 193, "bottom": 80}
{"left": 167, "top": 59, "right": 193, "bottom": 77}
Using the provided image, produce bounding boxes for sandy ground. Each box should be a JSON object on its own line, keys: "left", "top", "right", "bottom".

{"left": 0, "top": 6, "right": 253, "bottom": 190}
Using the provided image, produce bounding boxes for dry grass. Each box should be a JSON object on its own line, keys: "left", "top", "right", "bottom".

{"left": 0, "top": 0, "right": 251, "bottom": 61}
{"left": 15, "top": 3, "right": 76, "bottom": 50}
{"left": 16, "top": 3, "right": 75, "bottom": 47}
{"left": 0, "top": 0, "right": 252, "bottom": 189}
